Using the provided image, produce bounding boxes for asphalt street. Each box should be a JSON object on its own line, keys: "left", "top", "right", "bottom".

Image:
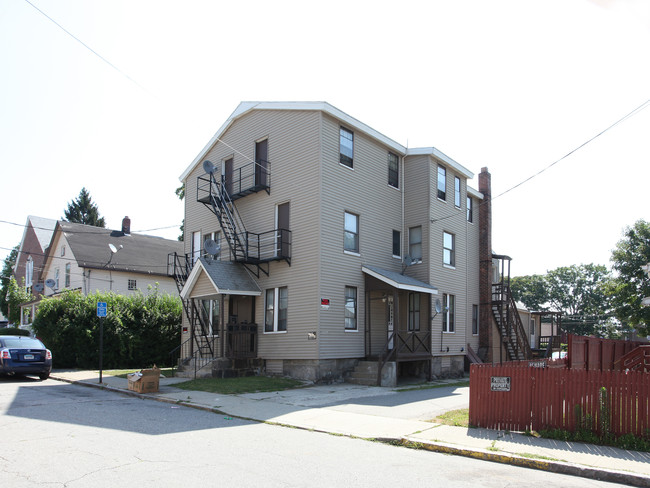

{"left": 1, "top": 376, "right": 630, "bottom": 488}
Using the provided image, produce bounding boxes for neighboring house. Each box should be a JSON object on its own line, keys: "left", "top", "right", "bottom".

{"left": 20, "top": 217, "right": 183, "bottom": 328}
{"left": 13, "top": 216, "right": 57, "bottom": 295}
{"left": 170, "top": 101, "right": 529, "bottom": 385}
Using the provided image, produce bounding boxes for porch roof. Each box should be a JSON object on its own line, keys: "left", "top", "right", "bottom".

{"left": 362, "top": 265, "right": 438, "bottom": 294}
{"left": 180, "top": 258, "right": 261, "bottom": 299}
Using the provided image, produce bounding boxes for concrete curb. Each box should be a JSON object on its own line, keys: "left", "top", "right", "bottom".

{"left": 403, "top": 438, "right": 650, "bottom": 488}
{"left": 50, "top": 375, "right": 650, "bottom": 487}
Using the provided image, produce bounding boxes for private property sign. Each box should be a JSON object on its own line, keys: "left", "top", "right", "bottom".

{"left": 490, "top": 376, "right": 511, "bottom": 392}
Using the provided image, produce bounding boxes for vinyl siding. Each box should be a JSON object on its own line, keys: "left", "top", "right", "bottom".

{"left": 183, "top": 109, "right": 322, "bottom": 360}
{"left": 318, "top": 113, "right": 403, "bottom": 359}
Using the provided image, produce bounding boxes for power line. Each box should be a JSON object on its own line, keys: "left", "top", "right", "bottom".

{"left": 22, "top": 0, "right": 151, "bottom": 95}
{"left": 432, "top": 97, "right": 650, "bottom": 224}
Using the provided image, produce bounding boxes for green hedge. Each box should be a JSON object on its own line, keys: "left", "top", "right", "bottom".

{"left": 32, "top": 289, "right": 182, "bottom": 369}
{"left": 0, "top": 327, "right": 31, "bottom": 336}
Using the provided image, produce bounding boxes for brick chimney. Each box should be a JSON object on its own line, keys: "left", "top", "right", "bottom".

{"left": 478, "top": 168, "right": 493, "bottom": 363}
{"left": 122, "top": 216, "right": 131, "bottom": 235}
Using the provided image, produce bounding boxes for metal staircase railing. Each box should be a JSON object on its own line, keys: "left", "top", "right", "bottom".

{"left": 491, "top": 283, "right": 532, "bottom": 360}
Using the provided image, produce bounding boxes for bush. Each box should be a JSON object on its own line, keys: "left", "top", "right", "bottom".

{"left": 32, "top": 289, "right": 181, "bottom": 369}
{"left": 0, "top": 327, "right": 31, "bottom": 336}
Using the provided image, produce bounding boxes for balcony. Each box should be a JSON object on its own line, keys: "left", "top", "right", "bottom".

{"left": 198, "top": 160, "right": 270, "bottom": 203}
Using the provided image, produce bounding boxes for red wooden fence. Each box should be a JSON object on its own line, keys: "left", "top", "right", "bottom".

{"left": 469, "top": 363, "right": 650, "bottom": 437}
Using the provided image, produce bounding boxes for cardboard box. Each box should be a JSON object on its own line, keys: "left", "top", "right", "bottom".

{"left": 127, "top": 366, "right": 160, "bottom": 393}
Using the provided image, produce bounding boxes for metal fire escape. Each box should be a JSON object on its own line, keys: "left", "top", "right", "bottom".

{"left": 491, "top": 254, "right": 532, "bottom": 361}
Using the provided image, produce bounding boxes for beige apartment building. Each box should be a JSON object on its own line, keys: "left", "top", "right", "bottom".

{"left": 172, "top": 102, "right": 529, "bottom": 385}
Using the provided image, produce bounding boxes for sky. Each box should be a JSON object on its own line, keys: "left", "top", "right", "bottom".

{"left": 1, "top": 0, "right": 648, "bottom": 278}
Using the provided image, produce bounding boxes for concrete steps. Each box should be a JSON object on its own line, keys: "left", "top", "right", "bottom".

{"left": 347, "top": 360, "right": 379, "bottom": 386}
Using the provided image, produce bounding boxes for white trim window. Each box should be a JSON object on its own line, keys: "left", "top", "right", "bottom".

{"left": 437, "top": 165, "right": 446, "bottom": 201}
{"left": 201, "top": 299, "right": 219, "bottom": 336}
{"left": 442, "top": 293, "right": 455, "bottom": 333}
{"left": 344, "top": 212, "right": 359, "bottom": 253}
{"left": 443, "top": 231, "right": 455, "bottom": 267}
{"left": 265, "top": 286, "right": 288, "bottom": 332}
{"left": 388, "top": 152, "right": 399, "bottom": 188}
{"left": 392, "top": 230, "right": 401, "bottom": 258}
{"left": 344, "top": 286, "right": 357, "bottom": 330}
{"left": 54, "top": 268, "right": 60, "bottom": 290}
{"left": 25, "top": 257, "right": 33, "bottom": 290}
{"left": 65, "top": 263, "right": 71, "bottom": 288}
{"left": 128, "top": 279, "right": 137, "bottom": 291}
{"left": 408, "top": 293, "right": 420, "bottom": 332}
{"left": 409, "top": 226, "right": 422, "bottom": 262}
{"left": 339, "top": 127, "right": 354, "bottom": 168}
{"left": 454, "top": 176, "right": 461, "bottom": 208}
{"left": 467, "top": 196, "right": 473, "bottom": 223}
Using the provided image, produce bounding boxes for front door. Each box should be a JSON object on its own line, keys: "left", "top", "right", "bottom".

{"left": 255, "top": 139, "right": 268, "bottom": 187}
{"left": 387, "top": 295, "right": 394, "bottom": 350}
{"left": 222, "top": 158, "right": 233, "bottom": 195}
{"left": 276, "top": 202, "right": 290, "bottom": 258}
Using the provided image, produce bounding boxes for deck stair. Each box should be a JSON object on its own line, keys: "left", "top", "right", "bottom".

{"left": 614, "top": 345, "right": 650, "bottom": 372}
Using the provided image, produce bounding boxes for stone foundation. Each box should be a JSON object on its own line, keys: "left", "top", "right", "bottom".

{"left": 277, "top": 358, "right": 359, "bottom": 384}
{"left": 430, "top": 355, "right": 465, "bottom": 379}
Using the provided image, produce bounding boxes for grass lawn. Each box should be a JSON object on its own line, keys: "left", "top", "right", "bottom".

{"left": 432, "top": 408, "right": 469, "bottom": 427}
{"left": 173, "top": 376, "right": 306, "bottom": 395}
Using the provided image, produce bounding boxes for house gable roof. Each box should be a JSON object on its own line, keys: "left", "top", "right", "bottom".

{"left": 179, "top": 101, "right": 471, "bottom": 183}
{"left": 45, "top": 221, "right": 183, "bottom": 277}
{"left": 180, "top": 258, "right": 261, "bottom": 299}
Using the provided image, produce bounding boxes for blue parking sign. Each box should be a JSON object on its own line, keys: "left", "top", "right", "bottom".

{"left": 97, "top": 302, "right": 107, "bottom": 317}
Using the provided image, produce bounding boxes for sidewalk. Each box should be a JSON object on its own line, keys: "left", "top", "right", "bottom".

{"left": 50, "top": 370, "right": 650, "bottom": 487}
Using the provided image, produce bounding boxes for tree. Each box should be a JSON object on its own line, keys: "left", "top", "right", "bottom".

{"left": 511, "top": 264, "right": 613, "bottom": 337}
{"left": 63, "top": 187, "right": 106, "bottom": 227}
{"left": 0, "top": 246, "right": 18, "bottom": 318}
{"left": 609, "top": 220, "right": 650, "bottom": 336}
{"left": 176, "top": 183, "right": 185, "bottom": 241}
{"left": 5, "top": 277, "right": 34, "bottom": 324}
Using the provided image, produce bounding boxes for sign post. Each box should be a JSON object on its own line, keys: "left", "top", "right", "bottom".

{"left": 97, "top": 302, "right": 107, "bottom": 383}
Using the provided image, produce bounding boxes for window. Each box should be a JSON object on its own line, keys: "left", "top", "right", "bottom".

{"left": 54, "top": 268, "right": 60, "bottom": 290}
{"left": 65, "top": 263, "right": 71, "bottom": 288}
{"left": 530, "top": 318, "right": 536, "bottom": 337}
{"left": 61, "top": 245, "right": 65, "bottom": 257}
{"left": 344, "top": 212, "right": 359, "bottom": 253}
{"left": 265, "top": 287, "right": 288, "bottom": 332}
{"left": 339, "top": 127, "right": 354, "bottom": 168}
{"left": 408, "top": 293, "right": 420, "bottom": 331}
{"left": 344, "top": 286, "right": 357, "bottom": 330}
{"left": 409, "top": 226, "right": 422, "bottom": 262}
{"left": 442, "top": 294, "right": 455, "bottom": 333}
{"left": 25, "top": 257, "right": 33, "bottom": 289}
{"left": 472, "top": 304, "right": 479, "bottom": 335}
{"left": 201, "top": 299, "right": 219, "bottom": 336}
{"left": 437, "top": 166, "right": 446, "bottom": 201}
{"left": 392, "top": 230, "right": 401, "bottom": 257}
{"left": 454, "top": 176, "right": 461, "bottom": 208}
{"left": 467, "top": 196, "right": 473, "bottom": 223}
{"left": 128, "top": 279, "right": 137, "bottom": 291}
{"left": 443, "top": 232, "right": 455, "bottom": 267}
{"left": 192, "top": 231, "right": 201, "bottom": 265}
{"left": 388, "top": 152, "right": 399, "bottom": 188}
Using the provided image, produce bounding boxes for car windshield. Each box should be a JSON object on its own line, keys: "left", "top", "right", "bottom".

{"left": 2, "top": 337, "right": 45, "bottom": 349}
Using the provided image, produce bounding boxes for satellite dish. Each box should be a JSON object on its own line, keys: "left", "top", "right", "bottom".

{"left": 33, "top": 283, "right": 44, "bottom": 293}
{"left": 45, "top": 279, "right": 56, "bottom": 289}
{"left": 435, "top": 298, "right": 442, "bottom": 314}
{"left": 404, "top": 255, "right": 414, "bottom": 266}
{"left": 202, "top": 160, "right": 216, "bottom": 174}
{"left": 204, "top": 238, "right": 220, "bottom": 256}
{"left": 109, "top": 243, "right": 118, "bottom": 253}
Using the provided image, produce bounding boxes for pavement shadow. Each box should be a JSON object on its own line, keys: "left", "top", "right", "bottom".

{"left": 465, "top": 426, "right": 650, "bottom": 464}
{"left": 0, "top": 376, "right": 253, "bottom": 435}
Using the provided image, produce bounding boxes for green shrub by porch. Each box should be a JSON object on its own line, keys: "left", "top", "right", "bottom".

{"left": 32, "top": 289, "right": 181, "bottom": 369}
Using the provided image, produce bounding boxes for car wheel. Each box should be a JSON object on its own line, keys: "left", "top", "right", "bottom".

{"left": 39, "top": 372, "right": 50, "bottom": 381}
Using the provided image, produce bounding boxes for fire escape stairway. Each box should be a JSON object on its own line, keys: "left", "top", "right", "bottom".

{"left": 202, "top": 172, "right": 248, "bottom": 262}
{"left": 491, "top": 283, "right": 532, "bottom": 361}
{"left": 167, "top": 252, "right": 215, "bottom": 369}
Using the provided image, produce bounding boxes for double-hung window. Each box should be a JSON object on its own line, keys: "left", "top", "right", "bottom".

{"left": 437, "top": 166, "right": 446, "bottom": 201}
{"left": 392, "top": 230, "right": 401, "bottom": 258}
{"left": 443, "top": 293, "right": 455, "bottom": 333}
{"left": 344, "top": 286, "right": 357, "bottom": 330}
{"left": 201, "top": 299, "right": 219, "bottom": 336}
{"left": 472, "top": 304, "right": 479, "bottom": 335}
{"left": 339, "top": 127, "right": 354, "bottom": 168}
{"left": 65, "top": 263, "right": 71, "bottom": 288}
{"left": 443, "top": 231, "right": 455, "bottom": 267}
{"left": 467, "top": 197, "right": 473, "bottom": 223}
{"left": 408, "top": 293, "right": 420, "bottom": 331}
{"left": 344, "top": 212, "right": 359, "bottom": 253}
{"left": 454, "top": 176, "right": 461, "bottom": 208}
{"left": 409, "top": 226, "right": 422, "bottom": 262}
{"left": 388, "top": 152, "right": 399, "bottom": 188}
{"left": 128, "top": 279, "right": 137, "bottom": 291}
{"left": 265, "top": 287, "right": 288, "bottom": 332}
